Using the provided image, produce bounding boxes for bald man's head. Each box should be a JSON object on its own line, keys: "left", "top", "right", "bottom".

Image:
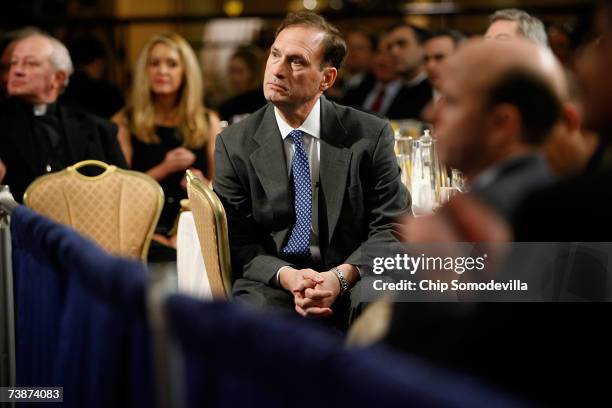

{"left": 450, "top": 39, "right": 566, "bottom": 102}
{"left": 432, "top": 39, "right": 565, "bottom": 179}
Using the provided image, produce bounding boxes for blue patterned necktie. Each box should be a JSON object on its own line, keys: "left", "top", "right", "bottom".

{"left": 281, "top": 129, "right": 312, "bottom": 258}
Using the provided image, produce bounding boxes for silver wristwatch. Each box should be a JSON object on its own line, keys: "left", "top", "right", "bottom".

{"left": 331, "top": 267, "right": 349, "bottom": 295}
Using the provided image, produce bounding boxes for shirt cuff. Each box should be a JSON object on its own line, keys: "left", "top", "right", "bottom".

{"left": 276, "top": 266, "right": 294, "bottom": 288}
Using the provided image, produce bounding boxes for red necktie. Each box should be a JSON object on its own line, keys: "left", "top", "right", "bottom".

{"left": 370, "top": 86, "right": 386, "bottom": 113}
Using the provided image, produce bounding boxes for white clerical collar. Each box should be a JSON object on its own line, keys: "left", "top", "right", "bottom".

{"left": 33, "top": 104, "right": 47, "bottom": 116}
{"left": 274, "top": 98, "right": 321, "bottom": 140}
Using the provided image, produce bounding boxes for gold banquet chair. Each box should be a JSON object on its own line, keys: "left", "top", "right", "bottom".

{"left": 24, "top": 160, "right": 163, "bottom": 261}
{"left": 185, "top": 169, "right": 232, "bottom": 299}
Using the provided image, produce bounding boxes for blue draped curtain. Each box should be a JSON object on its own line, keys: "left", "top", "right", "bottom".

{"left": 165, "top": 295, "right": 524, "bottom": 408}
{"left": 10, "top": 204, "right": 523, "bottom": 407}
{"left": 11, "top": 206, "right": 155, "bottom": 408}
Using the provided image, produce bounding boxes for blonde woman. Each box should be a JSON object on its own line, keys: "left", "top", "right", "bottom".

{"left": 113, "top": 33, "right": 221, "bottom": 256}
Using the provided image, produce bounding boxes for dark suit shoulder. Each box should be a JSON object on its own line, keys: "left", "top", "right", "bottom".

{"left": 386, "top": 79, "right": 432, "bottom": 120}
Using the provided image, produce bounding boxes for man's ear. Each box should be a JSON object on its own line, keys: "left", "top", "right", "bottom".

{"left": 487, "top": 103, "right": 522, "bottom": 148}
{"left": 54, "top": 70, "right": 67, "bottom": 92}
{"left": 561, "top": 103, "right": 582, "bottom": 133}
{"left": 320, "top": 66, "right": 337, "bottom": 92}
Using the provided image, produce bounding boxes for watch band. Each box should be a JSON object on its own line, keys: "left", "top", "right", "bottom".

{"left": 331, "top": 267, "right": 349, "bottom": 295}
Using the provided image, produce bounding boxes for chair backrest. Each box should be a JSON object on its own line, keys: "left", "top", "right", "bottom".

{"left": 24, "top": 160, "right": 163, "bottom": 261}
{"left": 185, "top": 170, "right": 232, "bottom": 299}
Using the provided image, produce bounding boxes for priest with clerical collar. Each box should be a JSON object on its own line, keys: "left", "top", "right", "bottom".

{"left": 0, "top": 32, "right": 126, "bottom": 201}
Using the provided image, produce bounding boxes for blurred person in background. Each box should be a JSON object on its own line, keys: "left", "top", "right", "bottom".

{"left": 423, "top": 29, "right": 465, "bottom": 103}
{"left": 483, "top": 9, "right": 599, "bottom": 178}
{"left": 112, "top": 33, "right": 221, "bottom": 260}
{"left": 342, "top": 30, "right": 377, "bottom": 93}
{"left": 0, "top": 33, "right": 125, "bottom": 201}
{"left": 219, "top": 45, "right": 267, "bottom": 124}
{"left": 385, "top": 23, "right": 432, "bottom": 120}
{"left": 544, "top": 38, "right": 600, "bottom": 178}
{"left": 485, "top": 8, "right": 548, "bottom": 46}
{"left": 325, "top": 29, "right": 376, "bottom": 102}
{"left": 343, "top": 33, "right": 402, "bottom": 117}
{"left": 0, "top": 26, "right": 42, "bottom": 101}
{"left": 514, "top": 1, "right": 612, "bottom": 240}
{"left": 60, "top": 33, "right": 124, "bottom": 118}
{"left": 548, "top": 23, "right": 574, "bottom": 68}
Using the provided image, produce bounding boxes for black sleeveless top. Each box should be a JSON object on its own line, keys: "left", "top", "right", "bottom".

{"left": 131, "top": 125, "right": 207, "bottom": 234}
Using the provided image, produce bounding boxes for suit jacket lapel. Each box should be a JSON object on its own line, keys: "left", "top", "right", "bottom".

{"left": 60, "top": 105, "right": 88, "bottom": 163}
{"left": 249, "top": 104, "right": 292, "bottom": 237}
{"left": 319, "top": 97, "right": 352, "bottom": 245}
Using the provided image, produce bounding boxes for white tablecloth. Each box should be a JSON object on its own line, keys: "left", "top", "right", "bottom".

{"left": 176, "top": 211, "right": 212, "bottom": 299}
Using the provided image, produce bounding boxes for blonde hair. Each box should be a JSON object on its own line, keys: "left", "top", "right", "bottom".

{"left": 127, "top": 33, "right": 209, "bottom": 148}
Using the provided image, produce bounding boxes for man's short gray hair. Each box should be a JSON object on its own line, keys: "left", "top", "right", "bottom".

{"left": 489, "top": 8, "right": 548, "bottom": 47}
{"left": 46, "top": 35, "right": 74, "bottom": 88}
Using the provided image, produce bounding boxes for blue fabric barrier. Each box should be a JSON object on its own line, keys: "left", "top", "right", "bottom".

{"left": 11, "top": 205, "right": 155, "bottom": 408}
{"left": 10, "top": 204, "right": 527, "bottom": 407}
{"left": 165, "top": 295, "right": 527, "bottom": 408}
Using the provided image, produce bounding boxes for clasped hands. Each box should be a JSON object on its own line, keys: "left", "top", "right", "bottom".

{"left": 279, "top": 267, "right": 344, "bottom": 318}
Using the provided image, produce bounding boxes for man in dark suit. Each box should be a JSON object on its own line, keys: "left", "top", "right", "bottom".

{"left": 385, "top": 24, "right": 432, "bottom": 120}
{"left": 0, "top": 33, "right": 125, "bottom": 201}
{"left": 423, "top": 29, "right": 465, "bottom": 104}
{"left": 60, "top": 34, "right": 124, "bottom": 119}
{"left": 342, "top": 33, "right": 404, "bottom": 118}
{"left": 513, "top": 2, "right": 612, "bottom": 241}
{"left": 214, "top": 11, "right": 409, "bottom": 322}
{"left": 326, "top": 29, "right": 376, "bottom": 104}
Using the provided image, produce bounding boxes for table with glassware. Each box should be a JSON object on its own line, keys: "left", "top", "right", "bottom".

{"left": 391, "top": 120, "right": 466, "bottom": 216}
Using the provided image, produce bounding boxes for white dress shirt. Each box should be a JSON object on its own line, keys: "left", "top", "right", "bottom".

{"left": 362, "top": 79, "right": 403, "bottom": 116}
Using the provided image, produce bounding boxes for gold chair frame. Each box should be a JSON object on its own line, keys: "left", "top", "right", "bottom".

{"left": 185, "top": 169, "right": 233, "bottom": 299}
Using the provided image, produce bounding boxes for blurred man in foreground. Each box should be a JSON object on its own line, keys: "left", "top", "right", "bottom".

{"left": 386, "top": 4, "right": 612, "bottom": 405}
{"left": 432, "top": 39, "right": 565, "bottom": 220}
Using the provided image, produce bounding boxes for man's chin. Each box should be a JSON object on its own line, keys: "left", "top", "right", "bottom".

{"left": 265, "top": 94, "right": 289, "bottom": 106}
